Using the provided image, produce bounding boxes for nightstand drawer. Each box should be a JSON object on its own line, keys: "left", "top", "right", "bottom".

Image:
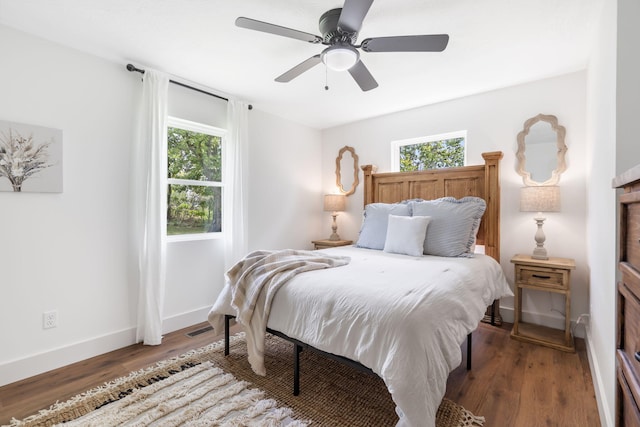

{"left": 516, "top": 266, "right": 567, "bottom": 290}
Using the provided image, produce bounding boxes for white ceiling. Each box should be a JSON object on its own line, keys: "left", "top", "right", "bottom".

{"left": 0, "top": 0, "right": 603, "bottom": 129}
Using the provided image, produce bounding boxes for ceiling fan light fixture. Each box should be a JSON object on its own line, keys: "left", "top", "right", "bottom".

{"left": 236, "top": 1, "right": 449, "bottom": 91}
{"left": 321, "top": 44, "right": 359, "bottom": 71}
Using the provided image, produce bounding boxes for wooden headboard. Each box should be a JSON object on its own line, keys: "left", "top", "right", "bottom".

{"left": 361, "top": 151, "right": 503, "bottom": 263}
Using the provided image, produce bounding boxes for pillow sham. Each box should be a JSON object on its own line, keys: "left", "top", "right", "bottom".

{"left": 410, "top": 197, "right": 486, "bottom": 257}
{"left": 383, "top": 215, "right": 431, "bottom": 257}
{"left": 469, "top": 219, "right": 481, "bottom": 254}
{"left": 356, "top": 203, "right": 411, "bottom": 250}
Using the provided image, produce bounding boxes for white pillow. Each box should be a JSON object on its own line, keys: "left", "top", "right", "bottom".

{"left": 383, "top": 215, "right": 431, "bottom": 257}
{"left": 356, "top": 203, "right": 411, "bottom": 250}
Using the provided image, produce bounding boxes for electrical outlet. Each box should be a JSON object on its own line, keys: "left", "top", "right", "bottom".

{"left": 43, "top": 310, "right": 58, "bottom": 329}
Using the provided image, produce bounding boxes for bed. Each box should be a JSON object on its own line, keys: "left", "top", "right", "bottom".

{"left": 208, "top": 151, "right": 512, "bottom": 427}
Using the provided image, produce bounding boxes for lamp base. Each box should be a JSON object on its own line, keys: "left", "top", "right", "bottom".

{"left": 532, "top": 247, "right": 549, "bottom": 260}
{"left": 531, "top": 216, "right": 549, "bottom": 260}
{"left": 328, "top": 213, "right": 341, "bottom": 241}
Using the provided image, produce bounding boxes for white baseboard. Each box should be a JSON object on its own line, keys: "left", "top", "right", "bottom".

{"left": 584, "top": 323, "right": 614, "bottom": 427}
{"left": 162, "top": 306, "right": 211, "bottom": 334}
{"left": 0, "top": 327, "right": 137, "bottom": 387}
{"left": 499, "top": 305, "right": 514, "bottom": 323}
{"left": 0, "top": 306, "right": 212, "bottom": 388}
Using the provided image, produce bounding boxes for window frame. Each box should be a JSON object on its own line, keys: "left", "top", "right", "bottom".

{"left": 166, "top": 116, "right": 227, "bottom": 243}
{"left": 390, "top": 130, "right": 467, "bottom": 172}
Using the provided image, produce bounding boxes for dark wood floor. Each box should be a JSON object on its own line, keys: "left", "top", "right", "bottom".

{"left": 0, "top": 321, "right": 600, "bottom": 426}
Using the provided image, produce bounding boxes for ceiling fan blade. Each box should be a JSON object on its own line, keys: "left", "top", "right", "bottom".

{"left": 236, "top": 17, "right": 322, "bottom": 43}
{"left": 337, "top": 0, "right": 374, "bottom": 34}
{"left": 361, "top": 34, "right": 449, "bottom": 52}
{"left": 348, "top": 60, "right": 378, "bottom": 91}
{"left": 275, "top": 55, "right": 322, "bottom": 82}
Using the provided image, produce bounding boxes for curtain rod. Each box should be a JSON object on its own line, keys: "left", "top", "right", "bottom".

{"left": 126, "top": 64, "right": 252, "bottom": 110}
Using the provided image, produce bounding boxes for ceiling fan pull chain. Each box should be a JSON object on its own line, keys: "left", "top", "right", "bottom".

{"left": 325, "top": 64, "right": 329, "bottom": 91}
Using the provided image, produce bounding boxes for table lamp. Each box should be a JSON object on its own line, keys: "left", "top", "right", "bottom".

{"left": 324, "top": 194, "right": 346, "bottom": 241}
{"left": 520, "top": 186, "right": 560, "bottom": 260}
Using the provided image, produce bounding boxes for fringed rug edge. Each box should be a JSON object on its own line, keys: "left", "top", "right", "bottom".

{"left": 6, "top": 333, "right": 247, "bottom": 427}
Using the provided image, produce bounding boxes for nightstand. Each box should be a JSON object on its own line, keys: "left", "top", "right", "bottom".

{"left": 311, "top": 239, "right": 353, "bottom": 250}
{"left": 510, "top": 254, "right": 576, "bottom": 352}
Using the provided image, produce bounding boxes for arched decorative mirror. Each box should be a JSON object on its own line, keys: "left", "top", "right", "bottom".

{"left": 336, "top": 146, "right": 359, "bottom": 196}
{"left": 516, "top": 114, "right": 568, "bottom": 186}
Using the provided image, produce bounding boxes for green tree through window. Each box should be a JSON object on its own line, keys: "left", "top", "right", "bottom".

{"left": 167, "top": 119, "right": 224, "bottom": 237}
{"left": 399, "top": 137, "right": 465, "bottom": 171}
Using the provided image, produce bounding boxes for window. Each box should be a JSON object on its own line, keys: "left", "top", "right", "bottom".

{"left": 167, "top": 117, "right": 226, "bottom": 240}
{"left": 391, "top": 131, "right": 466, "bottom": 172}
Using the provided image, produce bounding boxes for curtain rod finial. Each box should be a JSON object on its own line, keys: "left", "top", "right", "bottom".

{"left": 126, "top": 63, "right": 144, "bottom": 74}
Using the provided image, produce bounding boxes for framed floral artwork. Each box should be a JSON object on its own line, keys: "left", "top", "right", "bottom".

{"left": 0, "top": 120, "right": 62, "bottom": 193}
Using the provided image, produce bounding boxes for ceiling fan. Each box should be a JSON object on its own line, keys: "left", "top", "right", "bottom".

{"left": 236, "top": 0, "right": 449, "bottom": 91}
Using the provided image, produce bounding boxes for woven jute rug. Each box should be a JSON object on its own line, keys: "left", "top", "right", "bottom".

{"left": 7, "top": 333, "right": 484, "bottom": 427}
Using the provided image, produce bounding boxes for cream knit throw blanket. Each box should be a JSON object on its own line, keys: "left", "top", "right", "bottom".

{"left": 226, "top": 249, "right": 350, "bottom": 375}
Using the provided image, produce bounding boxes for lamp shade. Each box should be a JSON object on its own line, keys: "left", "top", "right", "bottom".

{"left": 324, "top": 194, "right": 346, "bottom": 212}
{"left": 520, "top": 186, "right": 561, "bottom": 212}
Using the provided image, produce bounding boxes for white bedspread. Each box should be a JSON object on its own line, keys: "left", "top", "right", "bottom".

{"left": 208, "top": 246, "right": 512, "bottom": 427}
{"left": 218, "top": 249, "right": 349, "bottom": 375}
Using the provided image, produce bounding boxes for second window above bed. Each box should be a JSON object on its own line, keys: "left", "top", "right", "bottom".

{"left": 390, "top": 130, "right": 466, "bottom": 172}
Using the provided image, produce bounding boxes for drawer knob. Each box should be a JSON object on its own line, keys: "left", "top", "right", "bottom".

{"left": 636, "top": 352, "right": 640, "bottom": 362}
{"left": 532, "top": 274, "right": 551, "bottom": 280}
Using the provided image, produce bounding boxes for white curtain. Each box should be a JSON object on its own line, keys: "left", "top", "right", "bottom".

{"left": 223, "top": 100, "right": 249, "bottom": 270}
{"left": 132, "top": 69, "right": 169, "bottom": 345}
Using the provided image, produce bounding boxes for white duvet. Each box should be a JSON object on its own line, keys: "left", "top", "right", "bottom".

{"left": 209, "top": 246, "right": 512, "bottom": 427}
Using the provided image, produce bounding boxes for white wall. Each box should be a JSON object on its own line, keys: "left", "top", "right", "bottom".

{"left": 0, "top": 25, "right": 323, "bottom": 386}
{"left": 585, "top": 0, "right": 640, "bottom": 425}
{"left": 321, "top": 72, "right": 589, "bottom": 331}
{"left": 616, "top": 0, "right": 640, "bottom": 174}
{"left": 584, "top": 0, "right": 617, "bottom": 424}
{"left": 247, "top": 109, "right": 323, "bottom": 251}
{"left": 163, "top": 239, "right": 226, "bottom": 332}
{"left": 0, "top": 24, "right": 139, "bottom": 384}
{"left": 583, "top": 1, "right": 640, "bottom": 425}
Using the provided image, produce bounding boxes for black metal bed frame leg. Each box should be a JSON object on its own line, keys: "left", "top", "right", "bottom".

{"left": 466, "top": 332, "right": 472, "bottom": 370}
{"left": 465, "top": 301, "right": 493, "bottom": 370}
{"left": 224, "top": 315, "right": 230, "bottom": 356}
{"left": 491, "top": 300, "right": 496, "bottom": 325}
{"left": 293, "top": 343, "right": 302, "bottom": 396}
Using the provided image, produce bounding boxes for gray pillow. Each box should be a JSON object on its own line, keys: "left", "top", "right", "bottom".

{"left": 410, "top": 197, "right": 486, "bottom": 257}
{"left": 356, "top": 203, "right": 411, "bottom": 250}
